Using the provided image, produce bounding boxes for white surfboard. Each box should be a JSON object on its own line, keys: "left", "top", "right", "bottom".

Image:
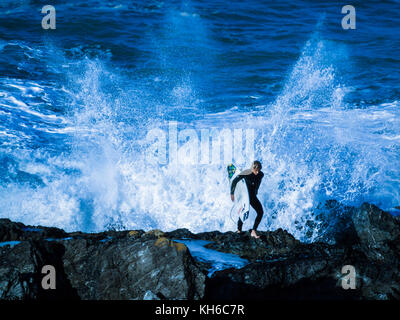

{"left": 227, "top": 164, "right": 250, "bottom": 226}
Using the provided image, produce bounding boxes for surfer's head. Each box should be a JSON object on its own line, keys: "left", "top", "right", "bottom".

{"left": 251, "top": 160, "right": 262, "bottom": 175}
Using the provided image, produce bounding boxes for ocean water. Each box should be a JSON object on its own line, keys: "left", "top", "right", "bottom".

{"left": 174, "top": 239, "right": 249, "bottom": 277}
{"left": 0, "top": 0, "right": 399, "bottom": 242}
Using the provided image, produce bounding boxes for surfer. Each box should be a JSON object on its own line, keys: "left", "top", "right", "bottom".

{"left": 230, "top": 160, "right": 264, "bottom": 239}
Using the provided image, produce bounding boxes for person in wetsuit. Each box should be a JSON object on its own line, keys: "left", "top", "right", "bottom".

{"left": 230, "top": 160, "right": 264, "bottom": 239}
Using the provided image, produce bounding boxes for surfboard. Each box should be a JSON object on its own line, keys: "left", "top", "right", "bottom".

{"left": 227, "top": 163, "right": 250, "bottom": 226}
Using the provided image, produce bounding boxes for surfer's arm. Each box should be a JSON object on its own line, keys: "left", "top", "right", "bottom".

{"left": 230, "top": 174, "right": 245, "bottom": 195}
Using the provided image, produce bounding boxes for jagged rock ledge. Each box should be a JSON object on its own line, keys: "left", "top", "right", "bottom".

{"left": 1, "top": 201, "right": 400, "bottom": 300}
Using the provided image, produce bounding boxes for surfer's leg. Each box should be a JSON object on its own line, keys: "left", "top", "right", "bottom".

{"left": 250, "top": 197, "right": 263, "bottom": 236}
{"left": 237, "top": 218, "right": 243, "bottom": 233}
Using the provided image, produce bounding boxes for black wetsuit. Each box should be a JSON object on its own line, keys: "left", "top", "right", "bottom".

{"left": 230, "top": 170, "right": 264, "bottom": 232}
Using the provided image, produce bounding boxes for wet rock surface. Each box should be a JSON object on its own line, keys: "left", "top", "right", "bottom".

{"left": 1, "top": 201, "right": 399, "bottom": 300}
{"left": 0, "top": 224, "right": 205, "bottom": 300}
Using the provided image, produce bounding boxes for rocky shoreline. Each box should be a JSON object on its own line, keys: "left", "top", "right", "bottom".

{"left": 1, "top": 201, "right": 400, "bottom": 300}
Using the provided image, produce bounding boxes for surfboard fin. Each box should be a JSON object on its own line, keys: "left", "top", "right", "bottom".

{"left": 227, "top": 163, "right": 236, "bottom": 179}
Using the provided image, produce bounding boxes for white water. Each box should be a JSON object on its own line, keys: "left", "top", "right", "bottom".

{"left": 1, "top": 36, "right": 399, "bottom": 243}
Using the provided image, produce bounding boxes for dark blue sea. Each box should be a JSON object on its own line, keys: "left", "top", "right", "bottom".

{"left": 0, "top": 0, "right": 399, "bottom": 242}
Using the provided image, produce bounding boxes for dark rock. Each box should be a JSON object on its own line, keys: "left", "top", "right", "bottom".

{"left": 1, "top": 201, "right": 399, "bottom": 300}
{"left": 0, "top": 240, "right": 79, "bottom": 300}
{"left": 61, "top": 236, "right": 206, "bottom": 300}
{"left": 165, "top": 228, "right": 197, "bottom": 239}
{"left": 0, "top": 218, "right": 68, "bottom": 242}
{"left": 1, "top": 241, "right": 41, "bottom": 299}
{"left": 312, "top": 200, "right": 359, "bottom": 245}
{"left": 348, "top": 203, "right": 400, "bottom": 299}
{"left": 351, "top": 203, "right": 400, "bottom": 261}
{"left": 0, "top": 231, "right": 205, "bottom": 300}
{"left": 202, "top": 202, "right": 400, "bottom": 300}
{"left": 199, "top": 228, "right": 301, "bottom": 261}
{"left": 204, "top": 257, "right": 361, "bottom": 300}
